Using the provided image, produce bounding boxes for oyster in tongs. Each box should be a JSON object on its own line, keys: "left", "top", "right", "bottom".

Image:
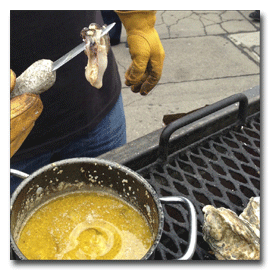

{"left": 202, "top": 197, "right": 260, "bottom": 260}
{"left": 80, "top": 23, "right": 110, "bottom": 89}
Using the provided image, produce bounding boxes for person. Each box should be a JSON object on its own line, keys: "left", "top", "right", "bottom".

{"left": 101, "top": 11, "right": 122, "bottom": 46}
{"left": 10, "top": 10, "right": 165, "bottom": 194}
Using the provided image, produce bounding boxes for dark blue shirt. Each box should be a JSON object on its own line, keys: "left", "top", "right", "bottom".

{"left": 10, "top": 10, "right": 121, "bottom": 162}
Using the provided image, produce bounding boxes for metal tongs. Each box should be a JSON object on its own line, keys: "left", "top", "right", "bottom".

{"left": 52, "top": 22, "right": 116, "bottom": 71}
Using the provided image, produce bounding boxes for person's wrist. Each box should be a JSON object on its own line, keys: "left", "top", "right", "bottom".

{"left": 115, "top": 11, "right": 156, "bottom": 34}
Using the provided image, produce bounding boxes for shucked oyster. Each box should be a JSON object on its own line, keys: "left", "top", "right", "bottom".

{"left": 202, "top": 197, "right": 260, "bottom": 260}
{"left": 80, "top": 23, "right": 110, "bottom": 89}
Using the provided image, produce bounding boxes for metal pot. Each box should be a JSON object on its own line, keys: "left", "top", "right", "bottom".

{"left": 10, "top": 158, "right": 197, "bottom": 260}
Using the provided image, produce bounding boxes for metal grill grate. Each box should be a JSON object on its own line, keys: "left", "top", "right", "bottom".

{"left": 11, "top": 91, "right": 260, "bottom": 260}
{"left": 137, "top": 112, "right": 260, "bottom": 260}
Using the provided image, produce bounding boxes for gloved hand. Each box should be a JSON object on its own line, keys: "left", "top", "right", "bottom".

{"left": 10, "top": 69, "right": 16, "bottom": 92}
{"left": 116, "top": 11, "right": 165, "bottom": 95}
{"left": 10, "top": 70, "right": 43, "bottom": 158}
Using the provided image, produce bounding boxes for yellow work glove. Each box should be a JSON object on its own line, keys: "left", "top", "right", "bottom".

{"left": 116, "top": 11, "right": 165, "bottom": 95}
{"left": 10, "top": 70, "right": 43, "bottom": 158}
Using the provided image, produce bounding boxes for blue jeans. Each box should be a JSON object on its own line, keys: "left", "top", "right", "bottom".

{"left": 10, "top": 94, "right": 126, "bottom": 195}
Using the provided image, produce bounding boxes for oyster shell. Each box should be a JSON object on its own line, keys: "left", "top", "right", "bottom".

{"left": 240, "top": 197, "right": 260, "bottom": 238}
{"left": 81, "top": 23, "right": 110, "bottom": 89}
{"left": 202, "top": 197, "right": 260, "bottom": 260}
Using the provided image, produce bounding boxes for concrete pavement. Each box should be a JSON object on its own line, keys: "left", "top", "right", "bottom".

{"left": 111, "top": 10, "right": 260, "bottom": 142}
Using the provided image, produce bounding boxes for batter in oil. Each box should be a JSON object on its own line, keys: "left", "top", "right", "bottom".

{"left": 17, "top": 191, "right": 154, "bottom": 260}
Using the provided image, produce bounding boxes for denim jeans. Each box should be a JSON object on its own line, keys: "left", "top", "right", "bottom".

{"left": 10, "top": 94, "right": 126, "bottom": 195}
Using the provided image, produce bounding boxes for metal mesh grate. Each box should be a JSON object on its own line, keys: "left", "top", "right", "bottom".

{"left": 137, "top": 112, "right": 260, "bottom": 260}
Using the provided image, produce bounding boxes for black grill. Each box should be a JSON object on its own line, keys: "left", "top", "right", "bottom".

{"left": 137, "top": 112, "right": 260, "bottom": 260}
{"left": 99, "top": 87, "right": 260, "bottom": 260}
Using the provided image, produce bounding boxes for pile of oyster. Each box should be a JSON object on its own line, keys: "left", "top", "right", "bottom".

{"left": 202, "top": 197, "right": 260, "bottom": 260}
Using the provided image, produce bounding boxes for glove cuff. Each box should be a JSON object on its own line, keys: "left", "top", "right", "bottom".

{"left": 115, "top": 11, "right": 157, "bottom": 34}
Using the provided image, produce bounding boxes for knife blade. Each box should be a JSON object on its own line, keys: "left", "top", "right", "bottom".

{"left": 51, "top": 22, "right": 116, "bottom": 71}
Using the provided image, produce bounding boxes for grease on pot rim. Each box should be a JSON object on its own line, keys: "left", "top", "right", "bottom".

{"left": 16, "top": 191, "right": 153, "bottom": 260}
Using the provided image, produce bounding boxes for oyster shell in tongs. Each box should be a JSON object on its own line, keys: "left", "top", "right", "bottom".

{"left": 80, "top": 23, "right": 110, "bottom": 89}
{"left": 202, "top": 197, "right": 260, "bottom": 260}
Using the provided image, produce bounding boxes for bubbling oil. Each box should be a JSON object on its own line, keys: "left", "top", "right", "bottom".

{"left": 17, "top": 191, "right": 154, "bottom": 260}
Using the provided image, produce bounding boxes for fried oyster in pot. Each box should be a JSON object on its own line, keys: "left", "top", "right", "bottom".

{"left": 80, "top": 23, "right": 110, "bottom": 89}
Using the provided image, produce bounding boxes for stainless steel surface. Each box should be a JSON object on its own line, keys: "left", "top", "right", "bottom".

{"left": 160, "top": 196, "right": 197, "bottom": 260}
{"left": 51, "top": 22, "right": 115, "bottom": 71}
{"left": 10, "top": 169, "right": 29, "bottom": 179}
{"left": 100, "top": 22, "right": 116, "bottom": 37}
{"left": 52, "top": 42, "right": 85, "bottom": 71}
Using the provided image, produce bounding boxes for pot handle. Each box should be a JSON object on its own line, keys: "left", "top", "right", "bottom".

{"left": 10, "top": 169, "right": 29, "bottom": 179}
{"left": 160, "top": 196, "right": 197, "bottom": 260}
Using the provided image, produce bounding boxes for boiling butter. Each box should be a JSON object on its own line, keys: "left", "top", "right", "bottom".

{"left": 17, "top": 191, "right": 153, "bottom": 260}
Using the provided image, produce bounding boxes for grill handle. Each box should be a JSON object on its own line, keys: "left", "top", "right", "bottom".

{"left": 160, "top": 196, "right": 197, "bottom": 260}
{"left": 157, "top": 93, "right": 248, "bottom": 164}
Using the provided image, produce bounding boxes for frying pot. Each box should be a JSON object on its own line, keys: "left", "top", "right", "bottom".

{"left": 10, "top": 158, "right": 197, "bottom": 260}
